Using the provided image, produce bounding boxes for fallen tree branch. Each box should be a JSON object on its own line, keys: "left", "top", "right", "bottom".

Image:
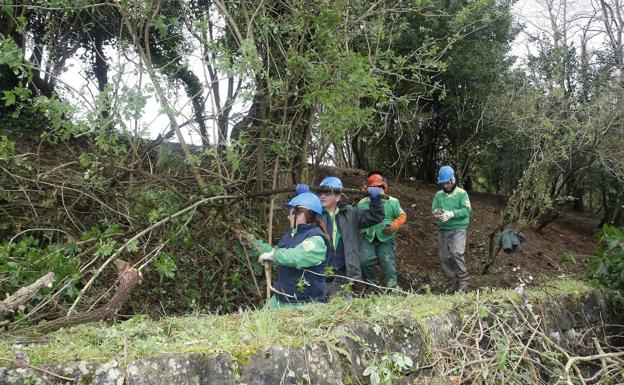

{"left": 67, "top": 193, "right": 238, "bottom": 315}
{"left": 0, "top": 358, "right": 76, "bottom": 382}
{"left": 565, "top": 351, "right": 624, "bottom": 385}
{"left": 68, "top": 185, "right": 379, "bottom": 313}
{"left": 1, "top": 273, "right": 55, "bottom": 317}
{"left": 19, "top": 260, "right": 141, "bottom": 334}
{"left": 508, "top": 297, "right": 587, "bottom": 385}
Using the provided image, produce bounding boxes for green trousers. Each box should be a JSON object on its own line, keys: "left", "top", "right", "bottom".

{"left": 360, "top": 237, "right": 398, "bottom": 287}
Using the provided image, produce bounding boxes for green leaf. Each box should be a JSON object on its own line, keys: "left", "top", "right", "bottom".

{"left": 79, "top": 153, "right": 92, "bottom": 167}
{"left": 3, "top": 90, "right": 16, "bottom": 106}
{"left": 154, "top": 252, "right": 176, "bottom": 280}
{"left": 94, "top": 240, "right": 117, "bottom": 258}
{"left": 127, "top": 239, "right": 140, "bottom": 253}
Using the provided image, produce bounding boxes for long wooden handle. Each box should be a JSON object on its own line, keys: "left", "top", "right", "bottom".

{"left": 263, "top": 262, "right": 272, "bottom": 300}
{"left": 246, "top": 186, "right": 390, "bottom": 199}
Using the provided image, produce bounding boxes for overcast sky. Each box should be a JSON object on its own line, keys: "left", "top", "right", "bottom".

{"left": 56, "top": 0, "right": 605, "bottom": 144}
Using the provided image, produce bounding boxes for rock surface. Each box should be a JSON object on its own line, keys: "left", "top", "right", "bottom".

{"left": 1, "top": 290, "right": 622, "bottom": 385}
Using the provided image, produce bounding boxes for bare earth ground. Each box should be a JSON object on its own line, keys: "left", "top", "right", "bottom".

{"left": 319, "top": 166, "right": 599, "bottom": 293}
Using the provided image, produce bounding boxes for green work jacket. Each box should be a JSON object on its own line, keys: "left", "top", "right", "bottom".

{"left": 431, "top": 186, "right": 471, "bottom": 230}
{"left": 357, "top": 196, "right": 405, "bottom": 242}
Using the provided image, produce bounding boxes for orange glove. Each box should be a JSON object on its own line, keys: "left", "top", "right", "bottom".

{"left": 382, "top": 213, "right": 407, "bottom": 234}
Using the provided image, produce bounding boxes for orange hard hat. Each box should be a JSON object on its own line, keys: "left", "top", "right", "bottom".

{"left": 366, "top": 173, "right": 386, "bottom": 189}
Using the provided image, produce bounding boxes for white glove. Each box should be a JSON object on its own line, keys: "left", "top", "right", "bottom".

{"left": 258, "top": 250, "right": 275, "bottom": 264}
{"left": 439, "top": 210, "right": 455, "bottom": 222}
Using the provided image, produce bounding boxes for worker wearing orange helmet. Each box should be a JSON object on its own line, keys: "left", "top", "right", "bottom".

{"left": 357, "top": 172, "right": 407, "bottom": 288}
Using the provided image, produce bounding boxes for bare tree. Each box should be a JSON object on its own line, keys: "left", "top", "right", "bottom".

{"left": 594, "top": 0, "right": 624, "bottom": 73}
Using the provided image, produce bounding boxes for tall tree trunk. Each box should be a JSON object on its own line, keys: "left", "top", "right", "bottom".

{"left": 0, "top": 6, "right": 22, "bottom": 94}
{"left": 177, "top": 68, "right": 208, "bottom": 147}
{"left": 351, "top": 132, "right": 368, "bottom": 170}
{"left": 93, "top": 34, "right": 111, "bottom": 129}
{"left": 291, "top": 107, "right": 315, "bottom": 184}
{"left": 334, "top": 142, "right": 348, "bottom": 168}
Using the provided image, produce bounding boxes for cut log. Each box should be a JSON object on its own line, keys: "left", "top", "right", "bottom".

{"left": 1, "top": 272, "right": 55, "bottom": 317}
{"left": 19, "top": 260, "right": 142, "bottom": 334}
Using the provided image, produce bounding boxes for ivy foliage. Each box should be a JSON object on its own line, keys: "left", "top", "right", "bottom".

{"left": 590, "top": 225, "right": 624, "bottom": 292}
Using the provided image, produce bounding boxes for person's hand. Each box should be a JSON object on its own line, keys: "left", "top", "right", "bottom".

{"left": 439, "top": 210, "right": 455, "bottom": 222}
{"left": 295, "top": 183, "right": 310, "bottom": 195}
{"left": 242, "top": 232, "right": 257, "bottom": 244}
{"left": 233, "top": 228, "right": 255, "bottom": 244}
{"left": 258, "top": 250, "right": 275, "bottom": 264}
{"left": 367, "top": 186, "right": 382, "bottom": 203}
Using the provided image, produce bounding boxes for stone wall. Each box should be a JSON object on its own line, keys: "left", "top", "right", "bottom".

{"left": 1, "top": 290, "right": 622, "bottom": 385}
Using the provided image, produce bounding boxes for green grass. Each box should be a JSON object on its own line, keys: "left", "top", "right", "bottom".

{"left": 0, "top": 278, "right": 595, "bottom": 366}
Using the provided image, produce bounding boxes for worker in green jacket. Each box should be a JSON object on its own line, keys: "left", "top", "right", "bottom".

{"left": 431, "top": 166, "right": 472, "bottom": 293}
{"left": 295, "top": 177, "right": 384, "bottom": 297}
{"left": 357, "top": 173, "right": 407, "bottom": 288}
{"left": 254, "top": 192, "right": 331, "bottom": 309}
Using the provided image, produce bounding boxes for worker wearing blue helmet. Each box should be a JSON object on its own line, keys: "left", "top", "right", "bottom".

{"left": 296, "top": 176, "right": 384, "bottom": 296}
{"left": 255, "top": 192, "right": 331, "bottom": 308}
{"left": 431, "top": 166, "right": 472, "bottom": 293}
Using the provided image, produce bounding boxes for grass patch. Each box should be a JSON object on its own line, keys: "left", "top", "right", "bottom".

{"left": 0, "top": 278, "right": 594, "bottom": 366}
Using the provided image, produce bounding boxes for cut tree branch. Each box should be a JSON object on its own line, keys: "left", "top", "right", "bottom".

{"left": 1, "top": 272, "right": 55, "bottom": 317}
{"left": 20, "top": 261, "right": 141, "bottom": 334}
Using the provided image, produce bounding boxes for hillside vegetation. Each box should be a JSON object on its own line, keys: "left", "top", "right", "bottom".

{"left": 1, "top": 0, "right": 623, "bottom": 330}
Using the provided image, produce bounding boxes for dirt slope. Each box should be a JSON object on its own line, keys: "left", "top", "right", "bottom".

{"left": 318, "top": 166, "right": 599, "bottom": 292}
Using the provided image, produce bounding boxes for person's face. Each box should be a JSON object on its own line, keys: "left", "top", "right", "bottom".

{"left": 288, "top": 208, "right": 308, "bottom": 227}
{"left": 319, "top": 192, "right": 340, "bottom": 210}
{"left": 442, "top": 180, "right": 453, "bottom": 192}
{"left": 287, "top": 208, "right": 296, "bottom": 228}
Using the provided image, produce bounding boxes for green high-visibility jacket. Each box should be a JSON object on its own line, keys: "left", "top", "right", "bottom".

{"left": 431, "top": 186, "right": 471, "bottom": 230}
{"left": 255, "top": 229, "right": 327, "bottom": 269}
{"left": 357, "top": 196, "right": 405, "bottom": 242}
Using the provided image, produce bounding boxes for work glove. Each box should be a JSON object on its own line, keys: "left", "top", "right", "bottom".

{"left": 258, "top": 249, "right": 275, "bottom": 264}
{"left": 439, "top": 210, "right": 455, "bottom": 222}
{"left": 367, "top": 186, "right": 382, "bottom": 204}
{"left": 295, "top": 183, "right": 310, "bottom": 195}
{"left": 382, "top": 226, "right": 395, "bottom": 235}
{"left": 383, "top": 214, "right": 407, "bottom": 235}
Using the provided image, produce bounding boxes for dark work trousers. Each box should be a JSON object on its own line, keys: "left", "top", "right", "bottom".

{"left": 438, "top": 229, "right": 469, "bottom": 288}
{"left": 325, "top": 266, "right": 348, "bottom": 298}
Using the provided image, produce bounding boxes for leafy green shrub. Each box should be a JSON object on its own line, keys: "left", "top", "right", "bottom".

{"left": 363, "top": 352, "right": 413, "bottom": 385}
{"left": 589, "top": 225, "right": 624, "bottom": 291}
{"left": 0, "top": 236, "right": 81, "bottom": 301}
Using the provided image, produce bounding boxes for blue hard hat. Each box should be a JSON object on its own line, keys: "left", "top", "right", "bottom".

{"left": 285, "top": 192, "right": 323, "bottom": 216}
{"left": 437, "top": 166, "right": 455, "bottom": 184}
{"left": 319, "top": 176, "right": 343, "bottom": 189}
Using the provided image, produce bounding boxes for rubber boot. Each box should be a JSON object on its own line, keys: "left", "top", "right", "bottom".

{"left": 445, "top": 279, "right": 457, "bottom": 294}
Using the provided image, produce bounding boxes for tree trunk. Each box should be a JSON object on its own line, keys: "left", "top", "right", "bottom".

{"left": 291, "top": 107, "right": 315, "bottom": 184}
{"left": 351, "top": 132, "right": 368, "bottom": 170}
{"left": 231, "top": 79, "right": 264, "bottom": 141}
{"left": 255, "top": 97, "right": 269, "bottom": 226}
{"left": 535, "top": 209, "right": 562, "bottom": 233}
{"left": 483, "top": 224, "right": 505, "bottom": 274}
{"left": 334, "top": 142, "right": 348, "bottom": 167}
{"left": 178, "top": 68, "right": 208, "bottom": 147}
{"left": 93, "top": 34, "right": 111, "bottom": 129}
{"left": 0, "top": 7, "right": 22, "bottom": 95}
